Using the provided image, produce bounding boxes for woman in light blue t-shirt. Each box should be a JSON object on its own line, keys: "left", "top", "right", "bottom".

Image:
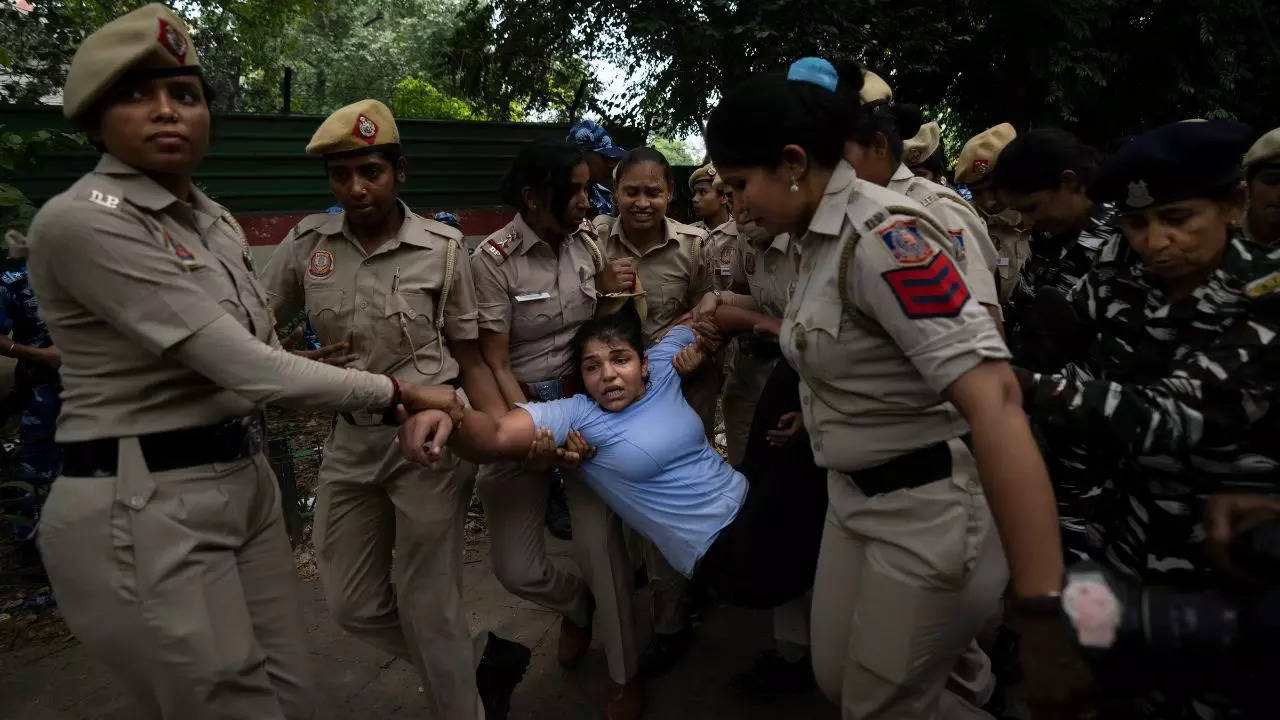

{"left": 399, "top": 303, "right": 776, "bottom": 578}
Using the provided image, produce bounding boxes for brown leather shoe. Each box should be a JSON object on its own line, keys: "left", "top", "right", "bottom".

{"left": 604, "top": 676, "right": 645, "bottom": 720}
{"left": 557, "top": 592, "right": 595, "bottom": 667}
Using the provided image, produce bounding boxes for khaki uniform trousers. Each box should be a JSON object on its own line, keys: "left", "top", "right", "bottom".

{"left": 312, "top": 419, "right": 481, "bottom": 720}
{"left": 721, "top": 351, "right": 778, "bottom": 468}
{"left": 810, "top": 439, "right": 1007, "bottom": 720}
{"left": 476, "top": 460, "right": 639, "bottom": 683}
{"left": 38, "top": 438, "right": 314, "bottom": 720}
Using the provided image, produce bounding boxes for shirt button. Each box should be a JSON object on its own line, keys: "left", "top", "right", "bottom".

{"left": 359, "top": 300, "right": 369, "bottom": 310}
{"left": 801, "top": 394, "right": 809, "bottom": 406}
{"left": 129, "top": 495, "right": 145, "bottom": 509}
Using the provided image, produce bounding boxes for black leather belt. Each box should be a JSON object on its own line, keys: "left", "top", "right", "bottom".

{"left": 847, "top": 434, "right": 971, "bottom": 496}
{"left": 61, "top": 416, "right": 264, "bottom": 477}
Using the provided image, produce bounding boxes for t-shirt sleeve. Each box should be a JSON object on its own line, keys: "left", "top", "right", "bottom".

{"left": 853, "top": 215, "right": 1010, "bottom": 394}
{"left": 645, "top": 324, "right": 697, "bottom": 388}
{"left": 517, "top": 395, "right": 596, "bottom": 445}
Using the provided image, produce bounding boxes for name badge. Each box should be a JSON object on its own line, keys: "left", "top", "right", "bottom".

{"left": 997, "top": 257, "right": 1010, "bottom": 267}
{"left": 717, "top": 264, "right": 732, "bottom": 276}
{"left": 515, "top": 292, "right": 552, "bottom": 303}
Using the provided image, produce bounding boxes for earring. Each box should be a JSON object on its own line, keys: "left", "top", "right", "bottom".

{"left": 789, "top": 177, "right": 799, "bottom": 193}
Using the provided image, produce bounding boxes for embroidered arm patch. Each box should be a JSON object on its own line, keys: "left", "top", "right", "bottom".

{"left": 881, "top": 253, "right": 970, "bottom": 319}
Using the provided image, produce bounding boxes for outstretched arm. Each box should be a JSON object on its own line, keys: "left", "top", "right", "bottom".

{"left": 400, "top": 406, "right": 537, "bottom": 466}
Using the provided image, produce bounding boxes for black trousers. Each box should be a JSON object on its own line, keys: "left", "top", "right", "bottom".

{"left": 698, "top": 361, "right": 828, "bottom": 609}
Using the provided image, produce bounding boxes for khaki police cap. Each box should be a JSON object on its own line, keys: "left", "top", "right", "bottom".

{"left": 63, "top": 3, "right": 199, "bottom": 120}
{"left": 902, "top": 121, "right": 941, "bottom": 167}
{"left": 688, "top": 163, "right": 717, "bottom": 191}
{"left": 1244, "top": 127, "right": 1280, "bottom": 169}
{"left": 306, "top": 99, "right": 400, "bottom": 155}
{"left": 860, "top": 69, "right": 893, "bottom": 104}
{"left": 955, "top": 123, "right": 1016, "bottom": 185}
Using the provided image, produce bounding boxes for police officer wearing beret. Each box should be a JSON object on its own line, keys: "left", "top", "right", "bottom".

{"left": 689, "top": 163, "right": 731, "bottom": 232}
{"left": 259, "top": 100, "right": 528, "bottom": 719}
{"left": 567, "top": 119, "right": 627, "bottom": 219}
{"left": 1016, "top": 119, "right": 1280, "bottom": 718}
{"left": 27, "top": 6, "right": 460, "bottom": 718}
{"left": 1243, "top": 127, "right": 1280, "bottom": 246}
{"left": 955, "top": 123, "right": 1033, "bottom": 305}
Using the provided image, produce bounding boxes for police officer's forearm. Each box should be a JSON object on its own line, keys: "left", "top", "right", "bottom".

{"left": 1, "top": 338, "right": 58, "bottom": 366}
{"left": 712, "top": 305, "right": 775, "bottom": 337}
{"left": 718, "top": 290, "right": 759, "bottom": 311}
{"left": 947, "top": 360, "right": 1064, "bottom": 597}
{"left": 477, "top": 331, "right": 526, "bottom": 410}
{"left": 452, "top": 339, "right": 507, "bottom": 416}
{"left": 170, "top": 314, "right": 393, "bottom": 411}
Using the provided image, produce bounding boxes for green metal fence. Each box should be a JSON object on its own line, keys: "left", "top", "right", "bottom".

{"left": 1, "top": 105, "right": 570, "bottom": 214}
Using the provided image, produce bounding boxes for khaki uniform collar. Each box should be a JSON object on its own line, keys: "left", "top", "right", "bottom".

{"left": 711, "top": 219, "right": 738, "bottom": 236}
{"left": 95, "top": 153, "right": 219, "bottom": 234}
{"left": 511, "top": 212, "right": 552, "bottom": 255}
{"left": 317, "top": 199, "right": 438, "bottom": 255}
{"left": 807, "top": 160, "right": 857, "bottom": 237}
{"left": 611, "top": 216, "right": 680, "bottom": 257}
{"left": 767, "top": 233, "right": 791, "bottom": 256}
{"left": 890, "top": 162, "right": 915, "bottom": 183}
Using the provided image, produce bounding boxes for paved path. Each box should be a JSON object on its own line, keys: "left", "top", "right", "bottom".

{"left": 0, "top": 537, "right": 837, "bottom": 719}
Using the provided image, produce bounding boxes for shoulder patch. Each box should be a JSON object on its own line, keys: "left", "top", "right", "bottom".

{"left": 881, "top": 253, "right": 970, "bottom": 319}
{"left": 1245, "top": 270, "right": 1280, "bottom": 299}
{"left": 480, "top": 226, "right": 521, "bottom": 265}
{"left": 878, "top": 219, "right": 936, "bottom": 265}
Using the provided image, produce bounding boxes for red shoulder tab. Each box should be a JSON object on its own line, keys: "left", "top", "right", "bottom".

{"left": 880, "top": 253, "right": 969, "bottom": 319}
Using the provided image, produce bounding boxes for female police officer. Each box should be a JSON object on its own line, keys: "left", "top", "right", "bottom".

{"left": 706, "top": 58, "right": 1073, "bottom": 719}
{"left": 26, "top": 6, "right": 458, "bottom": 719}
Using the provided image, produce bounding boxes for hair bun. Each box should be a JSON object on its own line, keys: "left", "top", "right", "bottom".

{"left": 889, "top": 103, "right": 923, "bottom": 143}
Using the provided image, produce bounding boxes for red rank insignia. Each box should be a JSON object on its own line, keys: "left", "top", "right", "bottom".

{"left": 881, "top": 253, "right": 969, "bottom": 319}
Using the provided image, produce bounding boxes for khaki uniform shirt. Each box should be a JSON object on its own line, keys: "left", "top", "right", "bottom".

{"left": 259, "top": 200, "right": 478, "bottom": 386}
{"left": 472, "top": 213, "right": 602, "bottom": 383}
{"left": 734, "top": 233, "right": 797, "bottom": 319}
{"left": 600, "top": 217, "right": 712, "bottom": 341}
{"left": 988, "top": 215, "right": 1031, "bottom": 304}
{"left": 26, "top": 154, "right": 281, "bottom": 441}
{"left": 781, "top": 161, "right": 1010, "bottom": 471}
{"left": 705, "top": 220, "right": 744, "bottom": 292}
{"left": 887, "top": 164, "right": 1001, "bottom": 311}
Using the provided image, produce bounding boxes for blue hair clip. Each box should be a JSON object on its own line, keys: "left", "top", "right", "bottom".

{"left": 787, "top": 57, "right": 838, "bottom": 92}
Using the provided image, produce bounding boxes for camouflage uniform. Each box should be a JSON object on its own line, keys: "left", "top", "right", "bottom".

{"left": 0, "top": 263, "right": 63, "bottom": 541}
{"left": 1022, "top": 233, "right": 1280, "bottom": 582}
{"left": 1005, "top": 203, "right": 1117, "bottom": 371}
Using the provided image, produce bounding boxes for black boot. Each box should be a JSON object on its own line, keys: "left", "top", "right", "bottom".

{"left": 476, "top": 632, "right": 532, "bottom": 720}
{"left": 639, "top": 625, "right": 694, "bottom": 679}
{"left": 729, "top": 649, "right": 816, "bottom": 699}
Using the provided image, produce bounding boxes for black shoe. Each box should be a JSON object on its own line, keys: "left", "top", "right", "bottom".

{"left": 545, "top": 475, "right": 573, "bottom": 541}
{"left": 476, "top": 632, "right": 532, "bottom": 720}
{"left": 729, "top": 650, "right": 816, "bottom": 699}
{"left": 639, "top": 626, "right": 694, "bottom": 679}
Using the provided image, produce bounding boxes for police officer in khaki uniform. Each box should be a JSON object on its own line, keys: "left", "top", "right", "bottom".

{"left": 956, "top": 123, "right": 1032, "bottom": 304}
{"left": 471, "top": 140, "right": 644, "bottom": 719}
{"left": 707, "top": 58, "right": 1074, "bottom": 720}
{"left": 902, "top": 121, "right": 946, "bottom": 183}
{"left": 259, "top": 100, "right": 526, "bottom": 720}
{"left": 689, "top": 162, "right": 731, "bottom": 232}
{"left": 704, "top": 175, "right": 745, "bottom": 293}
{"left": 1243, "top": 127, "right": 1280, "bottom": 246}
{"left": 597, "top": 146, "right": 714, "bottom": 676}
{"left": 27, "top": 6, "right": 461, "bottom": 718}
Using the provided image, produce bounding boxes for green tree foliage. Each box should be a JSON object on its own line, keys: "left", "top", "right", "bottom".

{"left": 652, "top": 137, "right": 696, "bottom": 165}
{"left": 391, "top": 77, "right": 474, "bottom": 120}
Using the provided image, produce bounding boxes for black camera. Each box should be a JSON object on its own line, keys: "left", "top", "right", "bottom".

{"left": 1061, "top": 520, "right": 1280, "bottom": 662}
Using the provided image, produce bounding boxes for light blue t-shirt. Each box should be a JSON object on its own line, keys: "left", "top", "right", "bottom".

{"left": 519, "top": 325, "right": 748, "bottom": 576}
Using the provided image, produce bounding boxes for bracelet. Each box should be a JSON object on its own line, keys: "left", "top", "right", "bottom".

{"left": 385, "top": 374, "right": 402, "bottom": 408}
{"left": 4, "top": 338, "right": 14, "bottom": 354}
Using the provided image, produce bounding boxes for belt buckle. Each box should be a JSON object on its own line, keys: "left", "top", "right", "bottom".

{"left": 526, "top": 379, "right": 563, "bottom": 402}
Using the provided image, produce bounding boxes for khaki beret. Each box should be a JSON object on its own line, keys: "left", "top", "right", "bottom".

{"left": 688, "top": 163, "right": 717, "bottom": 191}
{"left": 902, "top": 121, "right": 941, "bottom": 167}
{"left": 306, "top": 99, "right": 400, "bottom": 155}
{"left": 1244, "top": 127, "right": 1280, "bottom": 169}
{"left": 955, "top": 123, "right": 1016, "bottom": 185}
{"left": 712, "top": 173, "right": 727, "bottom": 192}
{"left": 63, "top": 3, "right": 199, "bottom": 120}
{"left": 859, "top": 69, "right": 893, "bottom": 104}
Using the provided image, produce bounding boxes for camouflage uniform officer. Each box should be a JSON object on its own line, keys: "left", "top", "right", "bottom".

{"left": 567, "top": 120, "right": 626, "bottom": 219}
{"left": 27, "top": 6, "right": 462, "bottom": 718}
{"left": 1243, "top": 126, "right": 1280, "bottom": 246}
{"left": 1017, "top": 119, "right": 1278, "bottom": 718}
{"left": 0, "top": 247, "right": 63, "bottom": 549}
{"left": 955, "top": 123, "right": 1031, "bottom": 305}
{"left": 260, "top": 100, "right": 525, "bottom": 720}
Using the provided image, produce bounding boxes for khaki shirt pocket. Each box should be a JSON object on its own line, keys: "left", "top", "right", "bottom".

{"left": 789, "top": 292, "right": 842, "bottom": 360}
{"left": 510, "top": 294, "right": 558, "bottom": 345}
{"left": 647, "top": 281, "right": 690, "bottom": 332}
{"left": 190, "top": 265, "right": 252, "bottom": 330}
{"left": 304, "top": 288, "right": 346, "bottom": 344}
{"left": 382, "top": 289, "right": 438, "bottom": 355}
{"left": 563, "top": 281, "right": 597, "bottom": 324}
